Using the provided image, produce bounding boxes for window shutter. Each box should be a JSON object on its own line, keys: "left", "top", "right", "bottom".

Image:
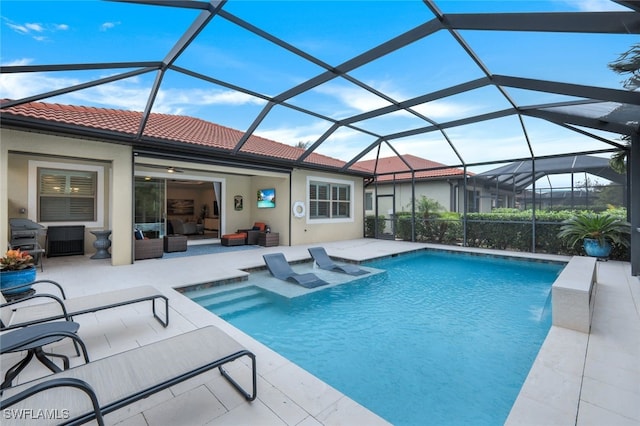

{"left": 39, "top": 168, "right": 96, "bottom": 221}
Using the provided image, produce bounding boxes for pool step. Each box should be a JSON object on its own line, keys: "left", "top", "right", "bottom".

{"left": 196, "top": 287, "right": 271, "bottom": 318}
{"left": 193, "top": 287, "right": 262, "bottom": 306}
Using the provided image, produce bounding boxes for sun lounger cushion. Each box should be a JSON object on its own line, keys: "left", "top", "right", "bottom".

{"left": 0, "top": 326, "right": 257, "bottom": 425}
{"left": 221, "top": 233, "right": 246, "bottom": 246}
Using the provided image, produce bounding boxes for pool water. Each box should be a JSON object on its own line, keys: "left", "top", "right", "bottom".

{"left": 191, "top": 251, "right": 564, "bottom": 425}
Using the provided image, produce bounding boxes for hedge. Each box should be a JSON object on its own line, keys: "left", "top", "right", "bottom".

{"left": 391, "top": 209, "right": 629, "bottom": 260}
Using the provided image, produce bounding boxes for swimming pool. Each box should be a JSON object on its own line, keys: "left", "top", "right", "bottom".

{"left": 189, "top": 250, "right": 564, "bottom": 425}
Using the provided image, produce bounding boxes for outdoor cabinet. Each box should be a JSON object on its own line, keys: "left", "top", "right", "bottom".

{"left": 47, "top": 225, "right": 85, "bottom": 257}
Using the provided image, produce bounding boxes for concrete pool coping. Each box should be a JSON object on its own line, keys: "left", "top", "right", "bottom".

{"left": 4, "top": 239, "right": 638, "bottom": 425}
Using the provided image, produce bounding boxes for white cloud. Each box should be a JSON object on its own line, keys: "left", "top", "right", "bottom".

{"left": 0, "top": 65, "right": 267, "bottom": 118}
{"left": 25, "top": 23, "right": 44, "bottom": 32}
{"left": 254, "top": 120, "right": 329, "bottom": 145}
{"left": 0, "top": 60, "right": 79, "bottom": 100}
{"left": 313, "top": 83, "right": 392, "bottom": 116}
{"left": 559, "top": 0, "right": 629, "bottom": 11}
{"left": 412, "top": 100, "right": 481, "bottom": 121}
{"left": 310, "top": 78, "right": 485, "bottom": 125}
{"left": 3, "top": 18, "right": 69, "bottom": 41}
{"left": 100, "top": 22, "right": 120, "bottom": 31}
{"left": 200, "top": 90, "right": 265, "bottom": 106}
{"left": 6, "top": 22, "right": 30, "bottom": 35}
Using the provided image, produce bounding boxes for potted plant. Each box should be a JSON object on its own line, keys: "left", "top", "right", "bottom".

{"left": 0, "top": 248, "right": 36, "bottom": 295}
{"left": 557, "top": 212, "right": 631, "bottom": 259}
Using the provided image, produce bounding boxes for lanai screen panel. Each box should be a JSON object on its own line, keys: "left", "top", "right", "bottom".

{"left": 0, "top": 0, "right": 637, "bottom": 169}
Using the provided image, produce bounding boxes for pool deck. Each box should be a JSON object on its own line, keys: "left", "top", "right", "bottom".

{"left": 2, "top": 239, "right": 638, "bottom": 425}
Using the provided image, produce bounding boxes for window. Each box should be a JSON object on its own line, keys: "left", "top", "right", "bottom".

{"left": 38, "top": 168, "right": 97, "bottom": 221}
{"left": 309, "top": 179, "right": 352, "bottom": 220}
{"left": 466, "top": 189, "right": 480, "bottom": 213}
{"left": 365, "top": 192, "right": 373, "bottom": 211}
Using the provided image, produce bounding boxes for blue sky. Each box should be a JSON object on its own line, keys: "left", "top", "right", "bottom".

{"left": 0, "top": 0, "right": 635, "bottom": 185}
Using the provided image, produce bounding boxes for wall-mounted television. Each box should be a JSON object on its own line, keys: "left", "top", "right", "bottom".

{"left": 257, "top": 188, "right": 276, "bottom": 209}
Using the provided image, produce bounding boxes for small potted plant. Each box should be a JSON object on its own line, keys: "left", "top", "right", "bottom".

{"left": 0, "top": 248, "right": 36, "bottom": 295}
{"left": 557, "top": 212, "right": 631, "bottom": 259}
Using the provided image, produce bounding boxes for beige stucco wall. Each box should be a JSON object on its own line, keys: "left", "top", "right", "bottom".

{"left": 2, "top": 127, "right": 366, "bottom": 268}
{"left": 365, "top": 180, "right": 455, "bottom": 215}
{"left": 1, "top": 128, "right": 132, "bottom": 265}
{"left": 134, "top": 159, "right": 292, "bottom": 244}
{"left": 247, "top": 175, "right": 290, "bottom": 244}
{"left": 289, "top": 169, "right": 364, "bottom": 245}
{"left": 139, "top": 165, "right": 365, "bottom": 247}
{"left": 365, "top": 178, "right": 496, "bottom": 215}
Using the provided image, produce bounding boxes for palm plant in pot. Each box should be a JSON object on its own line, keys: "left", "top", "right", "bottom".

{"left": 557, "top": 212, "right": 631, "bottom": 259}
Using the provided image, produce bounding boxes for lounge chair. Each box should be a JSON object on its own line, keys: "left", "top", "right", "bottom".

{"left": 0, "top": 280, "right": 169, "bottom": 331}
{"left": 0, "top": 326, "right": 257, "bottom": 425}
{"left": 308, "top": 247, "right": 369, "bottom": 276}
{"left": 263, "top": 253, "right": 328, "bottom": 289}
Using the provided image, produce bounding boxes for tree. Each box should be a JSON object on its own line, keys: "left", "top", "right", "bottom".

{"left": 295, "top": 141, "right": 311, "bottom": 149}
{"left": 610, "top": 135, "right": 630, "bottom": 174}
{"left": 410, "top": 196, "right": 444, "bottom": 219}
{"left": 607, "top": 43, "right": 639, "bottom": 174}
{"left": 608, "top": 43, "right": 640, "bottom": 91}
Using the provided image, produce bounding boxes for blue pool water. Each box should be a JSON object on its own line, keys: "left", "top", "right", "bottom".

{"left": 191, "top": 251, "right": 563, "bottom": 425}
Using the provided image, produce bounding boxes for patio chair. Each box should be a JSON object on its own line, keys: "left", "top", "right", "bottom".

{"left": 0, "top": 280, "right": 169, "bottom": 331}
{"left": 308, "top": 247, "right": 369, "bottom": 276}
{"left": 263, "top": 253, "right": 328, "bottom": 289}
{"left": 0, "top": 325, "right": 257, "bottom": 426}
{"left": 1, "top": 321, "right": 90, "bottom": 389}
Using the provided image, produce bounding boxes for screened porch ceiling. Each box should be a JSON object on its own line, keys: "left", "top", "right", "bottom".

{"left": 1, "top": 0, "right": 639, "bottom": 182}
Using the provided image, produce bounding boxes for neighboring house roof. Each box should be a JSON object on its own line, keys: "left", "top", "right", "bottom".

{"left": 356, "top": 154, "right": 468, "bottom": 183}
{"left": 0, "top": 100, "right": 348, "bottom": 170}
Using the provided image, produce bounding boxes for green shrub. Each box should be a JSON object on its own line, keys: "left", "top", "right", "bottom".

{"left": 395, "top": 211, "right": 462, "bottom": 244}
{"left": 372, "top": 208, "right": 630, "bottom": 260}
{"left": 365, "top": 215, "right": 386, "bottom": 237}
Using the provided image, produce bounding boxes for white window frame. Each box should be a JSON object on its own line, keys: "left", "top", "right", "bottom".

{"left": 306, "top": 176, "right": 354, "bottom": 224}
{"left": 29, "top": 160, "right": 105, "bottom": 227}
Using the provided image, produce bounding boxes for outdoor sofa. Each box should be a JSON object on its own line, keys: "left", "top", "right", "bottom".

{"left": 0, "top": 325, "right": 257, "bottom": 425}
{"left": 0, "top": 280, "right": 169, "bottom": 331}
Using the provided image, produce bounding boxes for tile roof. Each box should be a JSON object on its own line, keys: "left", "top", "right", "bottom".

{"left": 0, "top": 100, "right": 347, "bottom": 169}
{"left": 356, "top": 154, "right": 469, "bottom": 182}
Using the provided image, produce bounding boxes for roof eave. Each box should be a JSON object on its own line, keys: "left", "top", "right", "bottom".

{"left": 0, "top": 114, "right": 371, "bottom": 178}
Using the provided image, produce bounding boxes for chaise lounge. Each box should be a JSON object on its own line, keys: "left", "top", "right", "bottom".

{"left": 263, "top": 253, "right": 328, "bottom": 289}
{"left": 0, "top": 280, "right": 169, "bottom": 331}
{"left": 0, "top": 326, "right": 257, "bottom": 425}
{"left": 308, "top": 247, "right": 369, "bottom": 276}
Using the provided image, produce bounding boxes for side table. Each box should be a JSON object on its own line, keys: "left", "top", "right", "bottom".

{"left": 258, "top": 232, "right": 279, "bottom": 247}
{"left": 164, "top": 235, "right": 188, "bottom": 252}
{"left": 1, "top": 321, "right": 90, "bottom": 389}
{"left": 90, "top": 229, "right": 112, "bottom": 259}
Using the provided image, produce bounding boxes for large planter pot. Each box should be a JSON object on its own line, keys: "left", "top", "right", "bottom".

{"left": 0, "top": 267, "right": 36, "bottom": 295}
{"left": 583, "top": 238, "right": 612, "bottom": 259}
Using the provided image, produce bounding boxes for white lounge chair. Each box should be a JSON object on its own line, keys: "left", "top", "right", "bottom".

{"left": 1, "top": 280, "right": 169, "bottom": 331}
{"left": 0, "top": 326, "right": 257, "bottom": 425}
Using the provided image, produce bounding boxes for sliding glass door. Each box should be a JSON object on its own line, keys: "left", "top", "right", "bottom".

{"left": 134, "top": 177, "right": 165, "bottom": 238}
